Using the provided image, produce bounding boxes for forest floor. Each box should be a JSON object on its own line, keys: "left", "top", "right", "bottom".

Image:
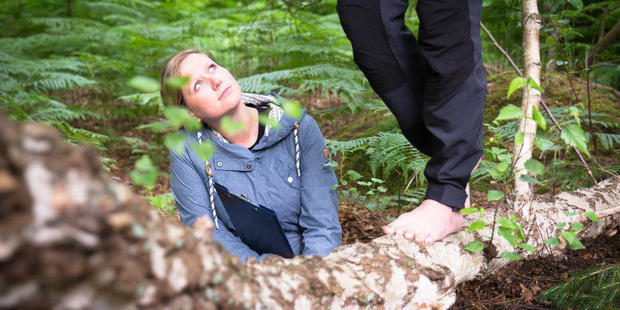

{"left": 85, "top": 71, "right": 618, "bottom": 309}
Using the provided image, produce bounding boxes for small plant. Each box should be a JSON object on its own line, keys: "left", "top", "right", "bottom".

{"left": 145, "top": 193, "right": 176, "bottom": 217}
{"left": 544, "top": 211, "right": 600, "bottom": 250}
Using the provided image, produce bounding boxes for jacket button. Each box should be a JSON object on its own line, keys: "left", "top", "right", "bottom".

{"left": 287, "top": 176, "right": 293, "bottom": 183}
{"left": 246, "top": 163, "right": 252, "bottom": 169}
{"left": 217, "top": 162, "right": 223, "bottom": 167}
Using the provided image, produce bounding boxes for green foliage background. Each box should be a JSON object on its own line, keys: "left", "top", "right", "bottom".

{"left": 0, "top": 0, "right": 618, "bottom": 202}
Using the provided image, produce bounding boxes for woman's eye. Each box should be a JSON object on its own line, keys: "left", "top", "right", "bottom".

{"left": 208, "top": 64, "right": 216, "bottom": 72}
{"left": 194, "top": 81, "right": 202, "bottom": 91}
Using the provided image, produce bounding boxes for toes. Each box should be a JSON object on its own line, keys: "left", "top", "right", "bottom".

{"left": 394, "top": 228, "right": 405, "bottom": 236}
{"left": 382, "top": 225, "right": 395, "bottom": 235}
{"left": 415, "top": 232, "right": 426, "bottom": 243}
{"left": 424, "top": 236, "right": 435, "bottom": 246}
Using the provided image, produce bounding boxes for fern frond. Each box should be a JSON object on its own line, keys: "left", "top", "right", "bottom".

{"left": 539, "top": 263, "right": 619, "bottom": 310}
{"left": 119, "top": 92, "right": 163, "bottom": 111}
{"left": 594, "top": 132, "right": 620, "bottom": 150}
{"left": 53, "top": 121, "right": 110, "bottom": 151}
{"left": 328, "top": 132, "right": 429, "bottom": 182}
{"left": 83, "top": 1, "right": 145, "bottom": 21}
{"left": 31, "top": 72, "right": 97, "bottom": 93}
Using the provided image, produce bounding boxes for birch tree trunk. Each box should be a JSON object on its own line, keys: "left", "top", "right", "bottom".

{"left": 513, "top": 0, "right": 543, "bottom": 216}
{"left": 0, "top": 116, "right": 618, "bottom": 310}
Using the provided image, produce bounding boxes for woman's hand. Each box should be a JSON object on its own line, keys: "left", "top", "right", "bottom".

{"left": 193, "top": 215, "right": 214, "bottom": 230}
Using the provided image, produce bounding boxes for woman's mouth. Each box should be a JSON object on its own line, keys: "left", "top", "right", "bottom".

{"left": 219, "top": 86, "right": 231, "bottom": 100}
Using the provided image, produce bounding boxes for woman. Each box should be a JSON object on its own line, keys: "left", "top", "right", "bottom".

{"left": 160, "top": 50, "right": 342, "bottom": 262}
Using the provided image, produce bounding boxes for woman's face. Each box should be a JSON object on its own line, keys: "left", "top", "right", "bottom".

{"left": 179, "top": 53, "right": 242, "bottom": 122}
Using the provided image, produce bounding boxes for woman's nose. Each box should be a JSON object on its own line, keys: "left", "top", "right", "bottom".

{"left": 209, "top": 76, "right": 222, "bottom": 90}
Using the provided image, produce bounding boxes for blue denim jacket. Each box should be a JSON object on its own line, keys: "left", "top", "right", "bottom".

{"left": 170, "top": 93, "right": 342, "bottom": 262}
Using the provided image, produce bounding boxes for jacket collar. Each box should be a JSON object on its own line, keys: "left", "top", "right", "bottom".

{"left": 205, "top": 93, "right": 304, "bottom": 150}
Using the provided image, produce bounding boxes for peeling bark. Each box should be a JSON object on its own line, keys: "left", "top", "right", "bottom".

{"left": 1, "top": 116, "right": 618, "bottom": 310}
{"left": 513, "top": 0, "right": 543, "bottom": 210}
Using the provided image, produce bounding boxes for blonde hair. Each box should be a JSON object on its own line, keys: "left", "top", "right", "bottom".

{"left": 160, "top": 49, "right": 216, "bottom": 106}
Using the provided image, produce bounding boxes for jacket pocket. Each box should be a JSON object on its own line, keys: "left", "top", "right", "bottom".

{"left": 275, "top": 159, "right": 300, "bottom": 189}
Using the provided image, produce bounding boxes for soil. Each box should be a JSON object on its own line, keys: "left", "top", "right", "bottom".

{"left": 338, "top": 190, "right": 620, "bottom": 310}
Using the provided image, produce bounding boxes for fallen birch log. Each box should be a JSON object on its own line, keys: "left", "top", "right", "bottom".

{"left": 0, "top": 116, "right": 618, "bottom": 310}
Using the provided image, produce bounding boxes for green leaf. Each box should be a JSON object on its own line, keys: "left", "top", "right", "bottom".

{"left": 532, "top": 106, "right": 546, "bottom": 130}
{"left": 258, "top": 114, "right": 280, "bottom": 130}
{"left": 544, "top": 236, "right": 562, "bottom": 246}
{"left": 130, "top": 155, "right": 159, "bottom": 188}
{"left": 515, "top": 132, "right": 524, "bottom": 145}
{"left": 561, "top": 231, "right": 586, "bottom": 250}
{"left": 520, "top": 174, "right": 541, "bottom": 184}
{"left": 323, "top": 161, "right": 338, "bottom": 168}
{"left": 584, "top": 211, "right": 600, "bottom": 222}
{"left": 563, "top": 211, "right": 576, "bottom": 217}
{"left": 347, "top": 170, "right": 363, "bottom": 181}
{"left": 128, "top": 76, "right": 160, "bottom": 93}
{"left": 568, "top": 0, "right": 583, "bottom": 10}
{"left": 571, "top": 222, "right": 584, "bottom": 232}
{"left": 164, "top": 132, "right": 186, "bottom": 155}
{"left": 220, "top": 116, "right": 245, "bottom": 135}
{"left": 377, "top": 186, "right": 387, "bottom": 193}
{"left": 356, "top": 181, "right": 372, "bottom": 187}
{"left": 282, "top": 99, "right": 302, "bottom": 119}
{"left": 561, "top": 124, "right": 590, "bottom": 157}
{"left": 527, "top": 78, "right": 544, "bottom": 93}
{"left": 495, "top": 104, "right": 523, "bottom": 122}
{"left": 464, "top": 240, "right": 484, "bottom": 253}
{"left": 498, "top": 226, "right": 516, "bottom": 246}
{"left": 498, "top": 217, "right": 518, "bottom": 230}
{"left": 487, "top": 190, "right": 504, "bottom": 201}
{"left": 460, "top": 207, "right": 479, "bottom": 215}
{"left": 524, "top": 158, "right": 545, "bottom": 175}
{"left": 545, "top": 36, "right": 555, "bottom": 47}
{"left": 135, "top": 121, "right": 172, "bottom": 132}
{"left": 370, "top": 177, "right": 384, "bottom": 184}
{"left": 165, "top": 76, "right": 190, "bottom": 89}
{"left": 534, "top": 138, "right": 554, "bottom": 151}
{"left": 190, "top": 141, "right": 215, "bottom": 162}
{"left": 507, "top": 77, "right": 526, "bottom": 98}
{"left": 331, "top": 184, "right": 338, "bottom": 190}
{"left": 163, "top": 107, "right": 201, "bottom": 132}
{"left": 467, "top": 220, "right": 485, "bottom": 232}
{"left": 566, "top": 106, "right": 582, "bottom": 125}
{"left": 500, "top": 252, "right": 522, "bottom": 260}
{"left": 517, "top": 243, "right": 535, "bottom": 253}
{"left": 557, "top": 222, "right": 567, "bottom": 230}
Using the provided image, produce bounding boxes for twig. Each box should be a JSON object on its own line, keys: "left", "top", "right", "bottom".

{"left": 480, "top": 22, "right": 596, "bottom": 183}
{"left": 585, "top": 48, "right": 598, "bottom": 157}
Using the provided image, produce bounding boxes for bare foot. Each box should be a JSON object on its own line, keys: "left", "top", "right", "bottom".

{"left": 382, "top": 199, "right": 464, "bottom": 245}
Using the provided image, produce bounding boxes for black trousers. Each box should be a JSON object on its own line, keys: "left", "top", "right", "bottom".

{"left": 337, "top": 0, "right": 486, "bottom": 209}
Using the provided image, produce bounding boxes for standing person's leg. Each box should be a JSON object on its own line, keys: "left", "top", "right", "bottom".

{"left": 336, "top": 0, "right": 432, "bottom": 155}
{"left": 383, "top": 0, "right": 486, "bottom": 244}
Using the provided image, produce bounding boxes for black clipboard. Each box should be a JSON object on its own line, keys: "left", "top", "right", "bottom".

{"left": 214, "top": 182, "right": 294, "bottom": 258}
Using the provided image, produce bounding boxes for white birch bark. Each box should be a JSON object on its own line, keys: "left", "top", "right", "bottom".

{"left": 1, "top": 116, "right": 618, "bottom": 310}
{"left": 513, "top": 0, "right": 543, "bottom": 217}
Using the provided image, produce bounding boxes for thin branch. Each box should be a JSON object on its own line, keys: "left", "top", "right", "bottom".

{"left": 480, "top": 23, "right": 523, "bottom": 76}
{"left": 480, "top": 22, "right": 596, "bottom": 183}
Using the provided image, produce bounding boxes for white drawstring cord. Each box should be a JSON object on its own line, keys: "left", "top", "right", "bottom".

{"left": 197, "top": 132, "right": 219, "bottom": 229}
{"left": 293, "top": 122, "right": 301, "bottom": 178}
